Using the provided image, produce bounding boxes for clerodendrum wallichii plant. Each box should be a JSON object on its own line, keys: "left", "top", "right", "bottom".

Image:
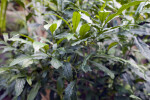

{"left": 1, "top": 0, "right": 150, "bottom": 100}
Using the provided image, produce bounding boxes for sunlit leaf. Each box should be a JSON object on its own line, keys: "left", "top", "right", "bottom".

{"left": 72, "top": 12, "right": 81, "bottom": 32}
{"left": 50, "top": 58, "right": 63, "bottom": 69}
{"left": 79, "top": 24, "right": 90, "bottom": 38}
{"left": 33, "top": 41, "right": 49, "bottom": 53}
{"left": 104, "top": 1, "right": 142, "bottom": 26}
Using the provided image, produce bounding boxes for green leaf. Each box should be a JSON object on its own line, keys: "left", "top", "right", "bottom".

{"left": 57, "top": 77, "right": 64, "bottom": 94}
{"left": 90, "top": 61, "right": 114, "bottom": 79}
{"left": 64, "top": 81, "right": 75, "bottom": 100}
{"left": 20, "top": 34, "right": 34, "bottom": 43}
{"left": 50, "top": 23, "right": 57, "bottom": 35}
{"left": 71, "top": 38, "right": 87, "bottom": 46}
{"left": 15, "top": 79, "right": 25, "bottom": 96}
{"left": 3, "top": 46, "right": 16, "bottom": 53}
{"left": 80, "top": 12, "right": 92, "bottom": 23}
{"left": 45, "top": 14, "right": 72, "bottom": 30}
{"left": 108, "top": 42, "right": 118, "bottom": 51}
{"left": 104, "top": 1, "right": 142, "bottom": 26}
{"left": 8, "top": 35, "right": 32, "bottom": 45}
{"left": 98, "top": 11, "right": 111, "bottom": 24}
{"left": 130, "top": 95, "right": 142, "bottom": 100}
{"left": 32, "top": 52, "right": 48, "bottom": 60}
{"left": 3, "top": 33, "right": 8, "bottom": 42}
{"left": 27, "top": 82, "right": 41, "bottom": 100}
{"left": 26, "top": 76, "right": 32, "bottom": 86}
{"left": 63, "top": 62, "right": 72, "bottom": 80}
{"left": 0, "top": 67, "right": 12, "bottom": 74}
{"left": 79, "top": 24, "right": 90, "bottom": 38}
{"left": 134, "top": 37, "right": 150, "bottom": 60}
{"left": 33, "top": 41, "right": 49, "bottom": 53}
{"left": 22, "top": 58, "right": 33, "bottom": 68}
{"left": 9, "top": 55, "right": 32, "bottom": 67}
{"left": 72, "top": 12, "right": 81, "bottom": 32}
{"left": 81, "top": 54, "right": 92, "bottom": 73}
{"left": 50, "top": 58, "right": 63, "bottom": 69}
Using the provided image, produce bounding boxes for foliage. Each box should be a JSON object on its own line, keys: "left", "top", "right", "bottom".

{"left": 0, "top": 0, "right": 150, "bottom": 100}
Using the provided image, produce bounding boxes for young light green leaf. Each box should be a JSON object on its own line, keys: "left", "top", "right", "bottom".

{"left": 27, "top": 82, "right": 41, "bottom": 100}
{"left": 72, "top": 12, "right": 81, "bottom": 32}
{"left": 15, "top": 79, "right": 26, "bottom": 96}
{"left": 98, "top": 11, "right": 111, "bottom": 24}
{"left": 90, "top": 61, "right": 114, "bottom": 79}
{"left": 79, "top": 24, "right": 90, "bottom": 38}
{"left": 50, "top": 23, "right": 57, "bottom": 35}
{"left": 50, "top": 58, "right": 63, "bottom": 69}
{"left": 9, "top": 55, "right": 32, "bottom": 67}
{"left": 80, "top": 13, "right": 92, "bottom": 24}
{"left": 33, "top": 41, "right": 49, "bottom": 53}
{"left": 104, "top": 1, "right": 142, "bottom": 26}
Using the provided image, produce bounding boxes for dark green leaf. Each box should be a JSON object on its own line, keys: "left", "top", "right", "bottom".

{"left": 63, "top": 62, "right": 72, "bottom": 80}
{"left": 27, "top": 82, "right": 41, "bottom": 100}
{"left": 90, "top": 61, "right": 114, "bottom": 79}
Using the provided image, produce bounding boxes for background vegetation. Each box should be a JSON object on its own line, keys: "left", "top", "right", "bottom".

{"left": 0, "top": 0, "right": 150, "bottom": 100}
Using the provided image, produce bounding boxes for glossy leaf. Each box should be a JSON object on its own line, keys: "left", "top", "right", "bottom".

{"left": 9, "top": 55, "right": 33, "bottom": 67}
{"left": 134, "top": 37, "right": 150, "bottom": 60}
{"left": 15, "top": 79, "right": 25, "bottom": 96}
{"left": 26, "top": 76, "right": 32, "bottom": 86}
{"left": 50, "top": 58, "right": 63, "bottom": 69}
{"left": 81, "top": 54, "right": 92, "bottom": 73}
{"left": 90, "top": 61, "right": 114, "bottom": 79}
{"left": 64, "top": 81, "right": 75, "bottom": 100}
{"left": 63, "top": 62, "right": 72, "bottom": 80}
{"left": 33, "top": 41, "right": 49, "bottom": 53}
